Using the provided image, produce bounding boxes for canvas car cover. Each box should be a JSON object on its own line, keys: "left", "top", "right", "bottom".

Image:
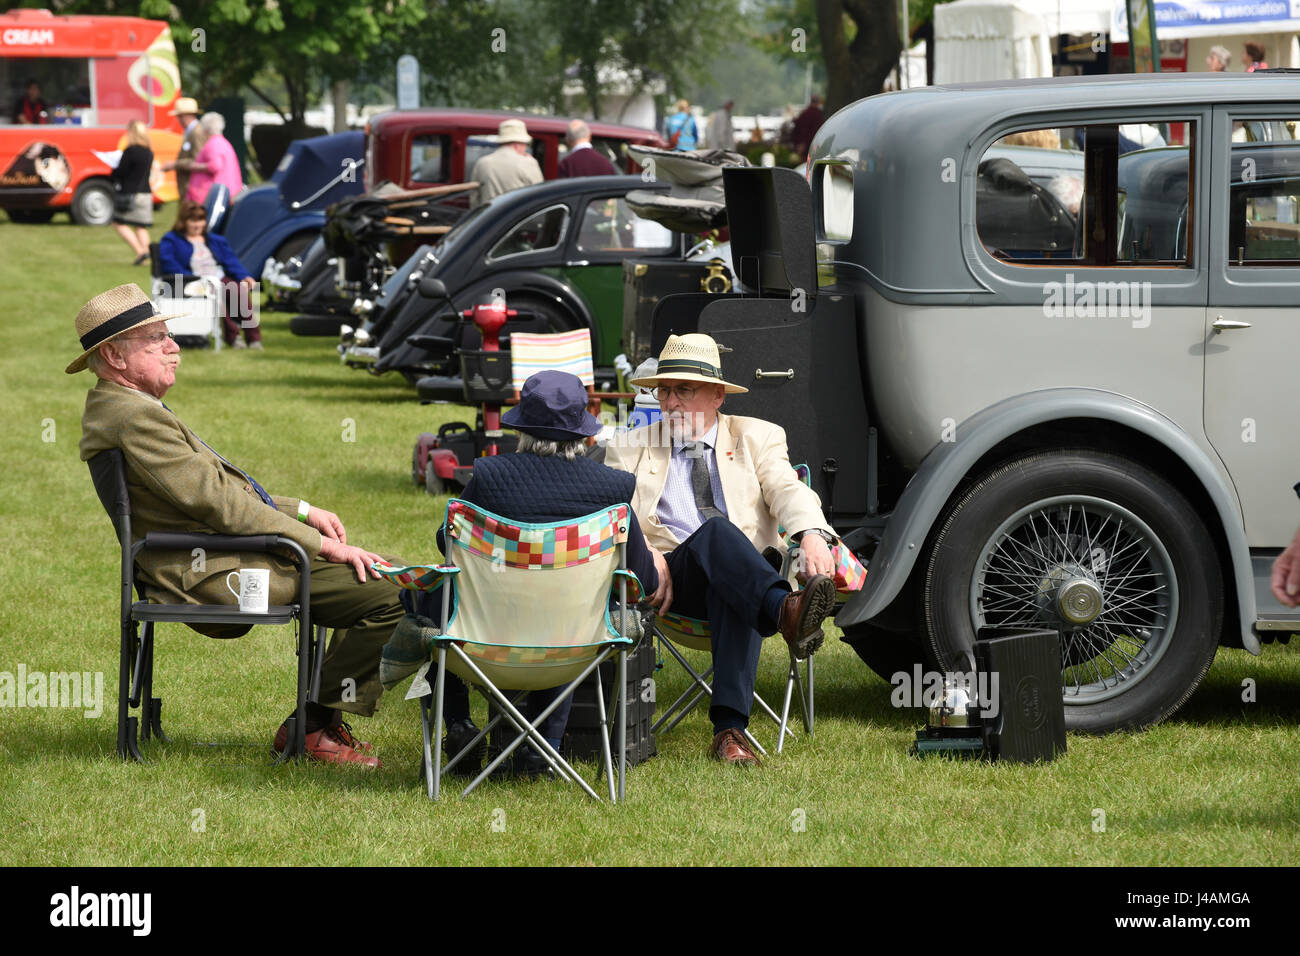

{"left": 624, "top": 144, "right": 749, "bottom": 233}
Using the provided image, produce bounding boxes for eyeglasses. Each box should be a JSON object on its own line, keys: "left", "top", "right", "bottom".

{"left": 653, "top": 384, "right": 700, "bottom": 402}
{"left": 122, "top": 329, "right": 176, "bottom": 348}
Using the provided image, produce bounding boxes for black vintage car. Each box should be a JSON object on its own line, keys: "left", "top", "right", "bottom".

{"left": 340, "top": 175, "right": 688, "bottom": 385}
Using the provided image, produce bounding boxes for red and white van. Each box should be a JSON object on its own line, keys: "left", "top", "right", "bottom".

{"left": 0, "top": 8, "right": 183, "bottom": 224}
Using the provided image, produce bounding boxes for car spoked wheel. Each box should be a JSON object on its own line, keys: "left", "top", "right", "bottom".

{"left": 923, "top": 449, "right": 1222, "bottom": 733}
{"left": 972, "top": 497, "right": 1177, "bottom": 705}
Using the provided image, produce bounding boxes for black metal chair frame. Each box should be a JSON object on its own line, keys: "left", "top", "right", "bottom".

{"left": 89, "top": 448, "right": 326, "bottom": 763}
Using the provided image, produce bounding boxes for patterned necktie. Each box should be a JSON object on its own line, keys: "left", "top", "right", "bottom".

{"left": 683, "top": 441, "right": 725, "bottom": 521}
{"left": 164, "top": 403, "right": 277, "bottom": 508}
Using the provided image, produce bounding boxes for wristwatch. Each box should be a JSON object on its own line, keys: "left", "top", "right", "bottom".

{"left": 798, "top": 529, "right": 836, "bottom": 546}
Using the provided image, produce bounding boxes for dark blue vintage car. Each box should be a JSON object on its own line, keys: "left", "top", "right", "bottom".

{"left": 219, "top": 130, "right": 366, "bottom": 278}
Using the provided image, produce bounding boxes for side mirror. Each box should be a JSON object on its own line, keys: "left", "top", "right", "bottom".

{"left": 417, "top": 276, "right": 448, "bottom": 300}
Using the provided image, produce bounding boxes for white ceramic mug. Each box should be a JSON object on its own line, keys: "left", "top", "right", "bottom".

{"left": 225, "top": 568, "right": 271, "bottom": 614}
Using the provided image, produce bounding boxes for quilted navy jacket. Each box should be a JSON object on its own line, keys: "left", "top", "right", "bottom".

{"left": 421, "top": 452, "right": 658, "bottom": 606}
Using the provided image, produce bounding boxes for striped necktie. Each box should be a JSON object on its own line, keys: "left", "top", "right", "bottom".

{"left": 683, "top": 440, "right": 725, "bottom": 521}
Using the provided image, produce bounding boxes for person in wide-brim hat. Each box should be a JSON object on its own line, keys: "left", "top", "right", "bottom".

{"left": 495, "top": 118, "right": 533, "bottom": 145}
{"left": 627, "top": 332, "right": 748, "bottom": 394}
{"left": 168, "top": 96, "right": 200, "bottom": 117}
{"left": 66, "top": 283, "right": 184, "bottom": 374}
{"left": 501, "top": 369, "right": 602, "bottom": 440}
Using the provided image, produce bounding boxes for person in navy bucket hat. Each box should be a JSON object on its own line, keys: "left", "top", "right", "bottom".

{"left": 387, "top": 369, "right": 664, "bottom": 778}
{"left": 500, "top": 369, "right": 603, "bottom": 441}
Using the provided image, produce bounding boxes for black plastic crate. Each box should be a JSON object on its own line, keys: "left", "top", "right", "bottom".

{"left": 563, "top": 636, "right": 657, "bottom": 765}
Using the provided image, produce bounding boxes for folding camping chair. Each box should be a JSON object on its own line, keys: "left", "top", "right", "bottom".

{"left": 507, "top": 329, "right": 635, "bottom": 422}
{"left": 650, "top": 463, "right": 868, "bottom": 755}
{"left": 148, "top": 243, "right": 223, "bottom": 351}
{"left": 88, "top": 448, "right": 327, "bottom": 763}
{"left": 649, "top": 543, "right": 813, "bottom": 757}
{"left": 376, "top": 499, "right": 642, "bottom": 801}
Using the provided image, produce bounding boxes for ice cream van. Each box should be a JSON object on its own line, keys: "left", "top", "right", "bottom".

{"left": 0, "top": 8, "right": 182, "bottom": 225}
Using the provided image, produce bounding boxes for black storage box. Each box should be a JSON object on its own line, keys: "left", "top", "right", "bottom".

{"left": 974, "top": 627, "right": 1067, "bottom": 763}
{"left": 564, "top": 635, "right": 657, "bottom": 766}
{"left": 458, "top": 349, "right": 514, "bottom": 404}
{"left": 622, "top": 259, "right": 732, "bottom": 365}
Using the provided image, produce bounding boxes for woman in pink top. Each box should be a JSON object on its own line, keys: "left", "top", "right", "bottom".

{"left": 185, "top": 112, "right": 244, "bottom": 203}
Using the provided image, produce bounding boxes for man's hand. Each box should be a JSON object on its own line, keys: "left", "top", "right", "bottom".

{"left": 240, "top": 276, "right": 257, "bottom": 290}
{"left": 797, "top": 531, "right": 835, "bottom": 579}
{"left": 319, "top": 537, "right": 383, "bottom": 583}
{"left": 648, "top": 547, "right": 673, "bottom": 616}
{"left": 1270, "top": 526, "right": 1300, "bottom": 607}
{"left": 305, "top": 505, "right": 346, "bottom": 543}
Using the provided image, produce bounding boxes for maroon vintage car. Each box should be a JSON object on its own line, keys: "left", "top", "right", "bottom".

{"left": 362, "top": 108, "right": 665, "bottom": 193}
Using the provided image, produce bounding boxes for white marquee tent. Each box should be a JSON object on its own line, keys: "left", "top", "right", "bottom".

{"left": 934, "top": 0, "right": 1117, "bottom": 83}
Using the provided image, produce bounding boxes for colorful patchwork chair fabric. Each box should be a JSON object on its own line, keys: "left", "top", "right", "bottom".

{"left": 375, "top": 498, "right": 642, "bottom": 801}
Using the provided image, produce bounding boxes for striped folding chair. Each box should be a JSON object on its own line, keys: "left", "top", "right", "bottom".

{"left": 508, "top": 329, "right": 597, "bottom": 391}
{"left": 376, "top": 499, "right": 642, "bottom": 801}
{"left": 507, "top": 330, "right": 635, "bottom": 423}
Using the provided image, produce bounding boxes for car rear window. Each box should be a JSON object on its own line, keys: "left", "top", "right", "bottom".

{"left": 487, "top": 203, "right": 568, "bottom": 261}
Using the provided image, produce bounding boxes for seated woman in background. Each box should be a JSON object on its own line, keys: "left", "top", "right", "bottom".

{"left": 158, "top": 200, "right": 262, "bottom": 349}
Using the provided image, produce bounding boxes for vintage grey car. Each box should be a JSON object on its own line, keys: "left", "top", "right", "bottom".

{"left": 661, "top": 72, "right": 1300, "bottom": 734}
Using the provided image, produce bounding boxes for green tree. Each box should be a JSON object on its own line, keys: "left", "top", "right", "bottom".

{"left": 760, "top": 0, "right": 957, "bottom": 113}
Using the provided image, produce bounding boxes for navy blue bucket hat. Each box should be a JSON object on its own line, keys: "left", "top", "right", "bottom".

{"left": 501, "top": 369, "right": 603, "bottom": 441}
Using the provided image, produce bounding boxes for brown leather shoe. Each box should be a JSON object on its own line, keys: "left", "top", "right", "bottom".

{"left": 710, "top": 728, "right": 762, "bottom": 766}
{"left": 272, "top": 722, "right": 380, "bottom": 768}
{"left": 778, "top": 574, "right": 836, "bottom": 660}
{"left": 273, "top": 716, "right": 374, "bottom": 755}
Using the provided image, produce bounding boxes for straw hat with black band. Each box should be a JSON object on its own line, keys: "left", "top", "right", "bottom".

{"left": 66, "top": 284, "right": 183, "bottom": 375}
{"left": 627, "top": 332, "right": 748, "bottom": 394}
{"left": 169, "top": 97, "right": 200, "bottom": 117}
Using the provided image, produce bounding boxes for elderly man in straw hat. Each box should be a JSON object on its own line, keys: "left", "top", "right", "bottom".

{"left": 161, "top": 96, "right": 204, "bottom": 201}
{"left": 71, "top": 284, "right": 428, "bottom": 768}
{"left": 604, "top": 333, "right": 839, "bottom": 766}
{"left": 470, "top": 118, "right": 543, "bottom": 207}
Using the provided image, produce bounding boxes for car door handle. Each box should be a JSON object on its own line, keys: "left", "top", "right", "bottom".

{"left": 564, "top": 260, "right": 590, "bottom": 267}
{"left": 1211, "top": 317, "right": 1252, "bottom": 334}
{"left": 754, "top": 368, "right": 794, "bottom": 381}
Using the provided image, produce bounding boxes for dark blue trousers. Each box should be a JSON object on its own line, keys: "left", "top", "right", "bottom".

{"left": 664, "top": 517, "right": 789, "bottom": 726}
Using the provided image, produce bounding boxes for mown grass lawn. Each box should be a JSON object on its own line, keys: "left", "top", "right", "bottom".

{"left": 1, "top": 208, "right": 1298, "bottom": 866}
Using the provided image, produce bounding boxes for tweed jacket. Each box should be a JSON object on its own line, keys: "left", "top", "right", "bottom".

{"left": 602, "top": 412, "right": 832, "bottom": 555}
{"left": 470, "top": 145, "right": 542, "bottom": 207}
{"left": 80, "top": 379, "right": 322, "bottom": 604}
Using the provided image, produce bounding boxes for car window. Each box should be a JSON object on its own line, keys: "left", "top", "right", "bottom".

{"left": 815, "top": 161, "right": 853, "bottom": 242}
{"left": 977, "top": 122, "right": 1194, "bottom": 266}
{"left": 575, "top": 196, "right": 674, "bottom": 253}
{"left": 487, "top": 203, "right": 569, "bottom": 261}
{"left": 410, "top": 134, "right": 449, "bottom": 184}
{"left": 1226, "top": 119, "right": 1300, "bottom": 265}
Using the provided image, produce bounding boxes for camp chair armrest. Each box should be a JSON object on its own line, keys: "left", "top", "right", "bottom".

{"left": 139, "top": 531, "right": 310, "bottom": 569}
{"left": 371, "top": 561, "right": 460, "bottom": 592}
{"left": 612, "top": 568, "right": 644, "bottom": 604}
